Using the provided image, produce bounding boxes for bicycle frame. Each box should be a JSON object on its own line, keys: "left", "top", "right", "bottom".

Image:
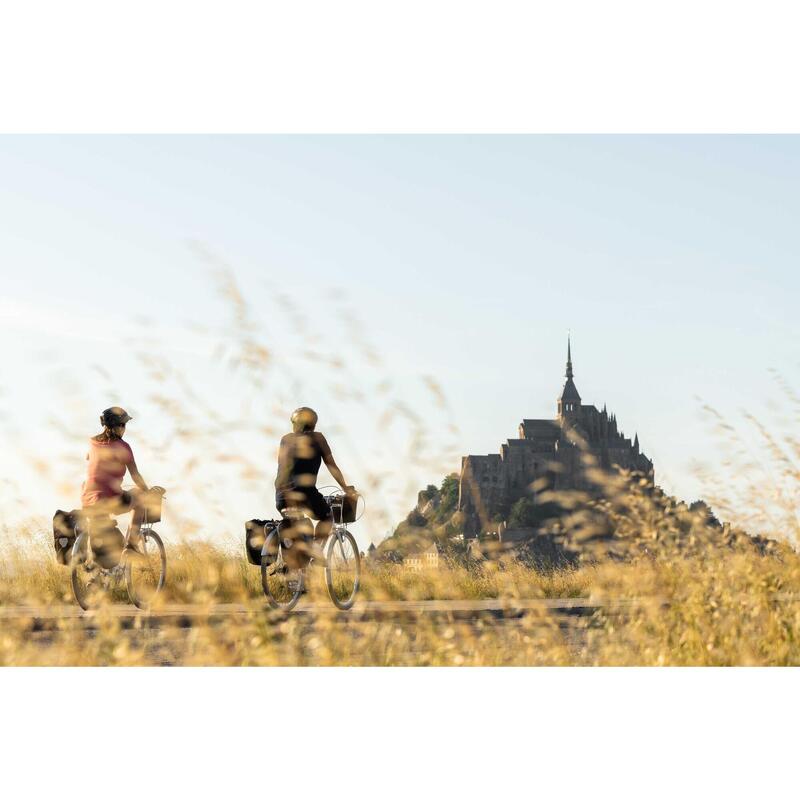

{"left": 329, "top": 524, "right": 351, "bottom": 562}
{"left": 261, "top": 516, "right": 352, "bottom": 571}
{"left": 72, "top": 507, "right": 156, "bottom": 570}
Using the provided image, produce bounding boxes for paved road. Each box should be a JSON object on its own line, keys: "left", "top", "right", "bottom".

{"left": 3, "top": 597, "right": 617, "bottom": 665}
{"left": 1, "top": 598, "right": 599, "bottom": 619}
{"left": 0, "top": 596, "right": 652, "bottom": 623}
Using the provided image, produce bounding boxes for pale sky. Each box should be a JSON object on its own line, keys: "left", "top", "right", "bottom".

{"left": 0, "top": 136, "right": 797, "bottom": 547}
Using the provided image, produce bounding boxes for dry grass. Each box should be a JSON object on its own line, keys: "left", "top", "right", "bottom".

{"left": 0, "top": 531, "right": 593, "bottom": 607}
{"left": 2, "top": 524, "right": 800, "bottom": 666}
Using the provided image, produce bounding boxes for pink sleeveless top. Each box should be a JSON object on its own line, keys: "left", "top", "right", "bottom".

{"left": 81, "top": 438, "right": 133, "bottom": 507}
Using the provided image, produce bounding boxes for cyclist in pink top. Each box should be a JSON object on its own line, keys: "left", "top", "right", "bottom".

{"left": 81, "top": 407, "right": 162, "bottom": 555}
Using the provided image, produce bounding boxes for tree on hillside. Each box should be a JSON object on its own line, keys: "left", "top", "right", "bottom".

{"left": 405, "top": 508, "right": 427, "bottom": 527}
{"left": 438, "top": 474, "right": 459, "bottom": 517}
{"left": 509, "top": 497, "right": 538, "bottom": 528}
{"left": 419, "top": 484, "right": 438, "bottom": 503}
{"left": 689, "top": 500, "right": 721, "bottom": 528}
{"left": 508, "top": 496, "right": 563, "bottom": 530}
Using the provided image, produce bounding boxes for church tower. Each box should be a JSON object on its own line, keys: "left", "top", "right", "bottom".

{"left": 557, "top": 336, "right": 581, "bottom": 420}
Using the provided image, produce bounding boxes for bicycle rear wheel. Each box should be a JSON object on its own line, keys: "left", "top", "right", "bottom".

{"left": 325, "top": 528, "right": 360, "bottom": 610}
{"left": 125, "top": 530, "right": 167, "bottom": 610}
{"left": 261, "top": 529, "right": 304, "bottom": 611}
{"left": 71, "top": 534, "right": 103, "bottom": 611}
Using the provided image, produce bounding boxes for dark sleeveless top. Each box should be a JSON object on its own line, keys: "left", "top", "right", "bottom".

{"left": 290, "top": 434, "right": 323, "bottom": 484}
{"left": 276, "top": 432, "right": 329, "bottom": 490}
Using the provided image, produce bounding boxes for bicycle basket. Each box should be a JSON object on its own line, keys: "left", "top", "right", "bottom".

{"left": 142, "top": 489, "right": 164, "bottom": 523}
{"left": 53, "top": 509, "right": 79, "bottom": 566}
{"left": 330, "top": 490, "right": 360, "bottom": 524}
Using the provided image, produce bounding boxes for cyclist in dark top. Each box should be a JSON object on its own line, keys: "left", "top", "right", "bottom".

{"left": 275, "top": 407, "right": 354, "bottom": 552}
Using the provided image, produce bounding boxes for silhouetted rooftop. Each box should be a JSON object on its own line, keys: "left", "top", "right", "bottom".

{"left": 559, "top": 377, "right": 581, "bottom": 402}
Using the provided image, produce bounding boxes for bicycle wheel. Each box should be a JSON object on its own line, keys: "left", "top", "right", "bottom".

{"left": 71, "top": 534, "right": 103, "bottom": 611}
{"left": 125, "top": 530, "right": 167, "bottom": 610}
{"left": 325, "top": 528, "right": 360, "bottom": 610}
{"left": 261, "top": 529, "right": 304, "bottom": 611}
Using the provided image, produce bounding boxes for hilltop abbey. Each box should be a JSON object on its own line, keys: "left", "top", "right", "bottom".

{"left": 458, "top": 340, "right": 654, "bottom": 536}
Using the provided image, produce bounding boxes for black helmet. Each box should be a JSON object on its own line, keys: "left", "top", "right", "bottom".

{"left": 291, "top": 407, "right": 318, "bottom": 432}
{"left": 100, "top": 407, "right": 132, "bottom": 428}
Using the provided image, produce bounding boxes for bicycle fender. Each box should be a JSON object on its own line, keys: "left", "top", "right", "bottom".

{"left": 261, "top": 530, "right": 276, "bottom": 558}
{"left": 72, "top": 532, "right": 90, "bottom": 563}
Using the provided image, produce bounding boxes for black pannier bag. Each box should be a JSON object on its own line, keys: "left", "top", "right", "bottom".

{"left": 53, "top": 510, "right": 79, "bottom": 566}
{"left": 245, "top": 519, "right": 270, "bottom": 566}
{"left": 90, "top": 521, "right": 125, "bottom": 569}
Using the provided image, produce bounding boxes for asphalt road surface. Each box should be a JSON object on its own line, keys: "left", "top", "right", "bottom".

{"left": 0, "top": 596, "right": 645, "bottom": 622}
{"left": 0, "top": 597, "right": 668, "bottom": 665}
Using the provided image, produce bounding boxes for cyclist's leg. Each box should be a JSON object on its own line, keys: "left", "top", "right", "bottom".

{"left": 82, "top": 498, "right": 113, "bottom": 531}
{"left": 307, "top": 488, "right": 333, "bottom": 542}
{"left": 276, "top": 487, "right": 300, "bottom": 532}
{"left": 314, "top": 519, "right": 332, "bottom": 541}
{"left": 120, "top": 490, "right": 145, "bottom": 548}
{"left": 276, "top": 487, "right": 315, "bottom": 567}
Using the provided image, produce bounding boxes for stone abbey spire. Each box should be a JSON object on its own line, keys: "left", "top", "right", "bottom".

{"left": 566, "top": 334, "right": 574, "bottom": 378}
{"left": 558, "top": 335, "right": 581, "bottom": 418}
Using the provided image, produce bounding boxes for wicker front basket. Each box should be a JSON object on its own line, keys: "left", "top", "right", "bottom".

{"left": 142, "top": 489, "right": 164, "bottom": 523}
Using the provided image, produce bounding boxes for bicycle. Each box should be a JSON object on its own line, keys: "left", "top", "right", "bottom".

{"left": 70, "top": 489, "right": 167, "bottom": 611}
{"left": 256, "top": 488, "right": 362, "bottom": 612}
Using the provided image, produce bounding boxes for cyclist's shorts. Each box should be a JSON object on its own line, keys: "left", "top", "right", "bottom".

{"left": 82, "top": 490, "right": 135, "bottom": 515}
{"left": 275, "top": 486, "right": 331, "bottom": 522}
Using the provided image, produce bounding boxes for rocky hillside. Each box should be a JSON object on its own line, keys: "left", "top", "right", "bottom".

{"left": 376, "top": 470, "right": 790, "bottom": 565}
{"left": 376, "top": 474, "right": 463, "bottom": 558}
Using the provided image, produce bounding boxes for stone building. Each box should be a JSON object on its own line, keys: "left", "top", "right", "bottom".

{"left": 458, "top": 339, "right": 653, "bottom": 537}
{"left": 404, "top": 543, "right": 440, "bottom": 573}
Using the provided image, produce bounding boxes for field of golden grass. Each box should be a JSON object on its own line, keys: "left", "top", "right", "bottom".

{"left": 2, "top": 521, "right": 800, "bottom": 666}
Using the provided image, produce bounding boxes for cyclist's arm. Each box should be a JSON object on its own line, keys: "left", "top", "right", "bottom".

{"left": 318, "top": 434, "right": 350, "bottom": 491}
{"left": 275, "top": 435, "right": 292, "bottom": 489}
{"left": 128, "top": 459, "right": 149, "bottom": 492}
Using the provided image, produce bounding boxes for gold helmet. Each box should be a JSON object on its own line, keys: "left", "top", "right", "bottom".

{"left": 291, "top": 407, "right": 318, "bottom": 432}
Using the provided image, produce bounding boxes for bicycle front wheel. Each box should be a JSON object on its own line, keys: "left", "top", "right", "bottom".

{"left": 261, "top": 529, "right": 304, "bottom": 611}
{"left": 325, "top": 529, "right": 360, "bottom": 610}
{"left": 125, "top": 530, "right": 167, "bottom": 610}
